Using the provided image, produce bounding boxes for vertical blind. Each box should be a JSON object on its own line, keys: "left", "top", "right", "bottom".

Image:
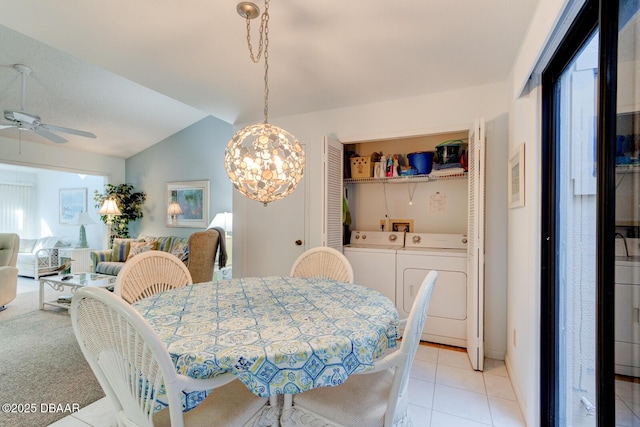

{"left": 0, "top": 182, "right": 33, "bottom": 236}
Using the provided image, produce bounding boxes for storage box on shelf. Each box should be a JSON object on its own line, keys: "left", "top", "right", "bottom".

{"left": 350, "top": 156, "right": 373, "bottom": 179}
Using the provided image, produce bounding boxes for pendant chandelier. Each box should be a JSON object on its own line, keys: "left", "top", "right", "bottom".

{"left": 225, "top": 0, "right": 305, "bottom": 207}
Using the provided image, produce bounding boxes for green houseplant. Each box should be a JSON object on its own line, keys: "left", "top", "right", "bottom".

{"left": 94, "top": 184, "right": 146, "bottom": 241}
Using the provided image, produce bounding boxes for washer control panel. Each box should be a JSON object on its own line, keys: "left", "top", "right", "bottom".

{"left": 350, "top": 231, "right": 405, "bottom": 247}
{"left": 404, "top": 233, "right": 468, "bottom": 250}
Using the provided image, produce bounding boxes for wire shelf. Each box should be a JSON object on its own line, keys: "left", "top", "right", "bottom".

{"left": 344, "top": 172, "right": 467, "bottom": 185}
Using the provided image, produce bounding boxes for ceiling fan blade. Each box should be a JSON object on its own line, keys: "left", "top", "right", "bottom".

{"left": 0, "top": 123, "right": 18, "bottom": 130}
{"left": 41, "top": 123, "right": 96, "bottom": 139}
{"left": 7, "top": 111, "right": 40, "bottom": 124}
{"left": 32, "top": 127, "right": 68, "bottom": 143}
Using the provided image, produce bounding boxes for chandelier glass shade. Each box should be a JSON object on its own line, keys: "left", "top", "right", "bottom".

{"left": 225, "top": 0, "right": 305, "bottom": 206}
{"left": 225, "top": 123, "right": 304, "bottom": 206}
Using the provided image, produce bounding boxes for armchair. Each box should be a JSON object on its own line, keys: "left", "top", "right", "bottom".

{"left": 0, "top": 233, "right": 20, "bottom": 311}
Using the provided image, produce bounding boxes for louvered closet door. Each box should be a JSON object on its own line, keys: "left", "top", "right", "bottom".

{"left": 324, "top": 137, "right": 344, "bottom": 250}
{"left": 467, "top": 118, "right": 486, "bottom": 371}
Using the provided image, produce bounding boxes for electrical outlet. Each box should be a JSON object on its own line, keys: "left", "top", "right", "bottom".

{"left": 379, "top": 220, "right": 386, "bottom": 231}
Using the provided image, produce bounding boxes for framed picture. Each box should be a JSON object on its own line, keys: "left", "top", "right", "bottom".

{"left": 60, "top": 188, "right": 87, "bottom": 224}
{"left": 508, "top": 143, "right": 525, "bottom": 209}
{"left": 390, "top": 219, "right": 414, "bottom": 233}
{"left": 166, "top": 180, "right": 210, "bottom": 228}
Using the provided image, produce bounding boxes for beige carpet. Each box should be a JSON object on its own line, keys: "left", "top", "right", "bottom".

{"left": 0, "top": 289, "right": 105, "bottom": 427}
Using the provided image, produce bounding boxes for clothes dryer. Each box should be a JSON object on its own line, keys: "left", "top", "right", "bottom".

{"left": 396, "top": 233, "right": 468, "bottom": 347}
{"left": 343, "top": 231, "right": 405, "bottom": 304}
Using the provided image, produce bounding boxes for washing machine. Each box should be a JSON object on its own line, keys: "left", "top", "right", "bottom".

{"left": 344, "top": 230, "right": 405, "bottom": 304}
{"left": 396, "top": 233, "right": 468, "bottom": 347}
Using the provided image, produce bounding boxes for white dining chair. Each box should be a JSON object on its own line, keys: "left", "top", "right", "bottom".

{"left": 283, "top": 270, "right": 438, "bottom": 427}
{"left": 115, "top": 250, "right": 193, "bottom": 304}
{"left": 290, "top": 246, "right": 355, "bottom": 283}
{"left": 70, "top": 286, "right": 272, "bottom": 427}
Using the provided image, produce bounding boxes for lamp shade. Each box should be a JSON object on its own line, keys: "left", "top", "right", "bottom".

{"left": 72, "top": 212, "right": 96, "bottom": 225}
{"left": 73, "top": 212, "right": 95, "bottom": 248}
{"left": 167, "top": 202, "right": 184, "bottom": 216}
{"left": 208, "top": 212, "right": 233, "bottom": 233}
{"left": 99, "top": 198, "right": 122, "bottom": 216}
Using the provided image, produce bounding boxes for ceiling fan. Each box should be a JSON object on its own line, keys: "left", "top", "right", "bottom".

{"left": 0, "top": 64, "right": 96, "bottom": 143}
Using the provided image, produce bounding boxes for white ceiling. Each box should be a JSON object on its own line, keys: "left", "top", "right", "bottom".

{"left": 0, "top": 0, "right": 539, "bottom": 159}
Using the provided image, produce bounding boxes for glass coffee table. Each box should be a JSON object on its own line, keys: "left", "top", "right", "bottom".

{"left": 39, "top": 273, "right": 117, "bottom": 311}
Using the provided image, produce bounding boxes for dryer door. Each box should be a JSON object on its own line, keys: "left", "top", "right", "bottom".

{"left": 397, "top": 253, "right": 468, "bottom": 348}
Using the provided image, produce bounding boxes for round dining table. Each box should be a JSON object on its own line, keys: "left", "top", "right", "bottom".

{"left": 133, "top": 275, "right": 399, "bottom": 410}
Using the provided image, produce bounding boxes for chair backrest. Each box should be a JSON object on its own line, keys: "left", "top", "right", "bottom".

{"left": 0, "top": 233, "right": 19, "bottom": 267}
{"left": 290, "top": 247, "right": 354, "bottom": 283}
{"left": 186, "top": 228, "right": 220, "bottom": 283}
{"left": 115, "top": 250, "right": 193, "bottom": 304}
{"left": 71, "top": 286, "right": 188, "bottom": 427}
{"left": 386, "top": 270, "right": 437, "bottom": 426}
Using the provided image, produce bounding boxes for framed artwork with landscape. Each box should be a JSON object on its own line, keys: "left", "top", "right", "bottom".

{"left": 59, "top": 187, "right": 87, "bottom": 224}
{"left": 166, "top": 180, "right": 210, "bottom": 228}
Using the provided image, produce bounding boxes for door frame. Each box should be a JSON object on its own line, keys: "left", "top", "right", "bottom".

{"left": 540, "top": 0, "right": 618, "bottom": 423}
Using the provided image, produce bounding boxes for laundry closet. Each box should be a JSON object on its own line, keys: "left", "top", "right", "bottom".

{"left": 323, "top": 119, "right": 485, "bottom": 370}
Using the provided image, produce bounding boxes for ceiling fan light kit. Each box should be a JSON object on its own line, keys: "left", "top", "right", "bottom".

{"left": 0, "top": 63, "right": 97, "bottom": 144}
{"left": 224, "top": 0, "right": 305, "bottom": 207}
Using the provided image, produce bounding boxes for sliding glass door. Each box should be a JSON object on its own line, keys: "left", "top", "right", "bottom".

{"left": 613, "top": 0, "right": 640, "bottom": 424}
{"left": 542, "top": 0, "right": 640, "bottom": 424}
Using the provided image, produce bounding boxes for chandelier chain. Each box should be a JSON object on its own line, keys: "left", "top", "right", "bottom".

{"left": 227, "top": 0, "right": 305, "bottom": 206}
{"left": 244, "top": 0, "right": 270, "bottom": 123}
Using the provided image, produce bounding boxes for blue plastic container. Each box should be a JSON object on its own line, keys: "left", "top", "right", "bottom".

{"left": 407, "top": 151, "right": 434, "bottom": 175}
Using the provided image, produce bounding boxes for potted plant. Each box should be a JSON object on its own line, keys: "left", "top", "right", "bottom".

{"left": 94, "top": 184, "right": 146, "bottom": 240}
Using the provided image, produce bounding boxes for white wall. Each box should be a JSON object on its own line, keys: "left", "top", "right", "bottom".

{"left": 0, "top": 135, "right": 125, "bottom": 183}
{"left": 506, "top": 81, "right": 542, "bottom": 426}
{"left": 0, "top": 168, "right": 106, "bottom": 249}
{"left": 234, "top": 81, "right": 510, "bottom": 359}
{"left": 506, "top": 0, "right": 576, "bottom": 425}
{"left": 35, "top": 170, "right": 105, "bottom": 249}
{"left": 126, "top": 115, "right": 233, "bottom": 239}
{"left": 0, "top": 134, "right": 125, "bottom": 249}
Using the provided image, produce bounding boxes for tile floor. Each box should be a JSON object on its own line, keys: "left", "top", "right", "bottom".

{"left": 48, "top": 344, "right": 526, "bottom": 427}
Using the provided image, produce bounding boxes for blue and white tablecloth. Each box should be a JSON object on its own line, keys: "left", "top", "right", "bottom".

{"left": 133, "top": 276, "right": 399, "bottom": 406}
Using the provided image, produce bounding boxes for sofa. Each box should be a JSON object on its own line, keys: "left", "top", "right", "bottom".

{"left": 17, "top": 236, "right": 74, "bottom": 279}
{"left": 0, "top": 233, "right": 19, "bottom": 310}
{"left": 90, "top": 228, "right": 224, "bottom": 283}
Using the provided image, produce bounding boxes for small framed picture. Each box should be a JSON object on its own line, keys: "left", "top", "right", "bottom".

{"left": 166, "top": 180, "right": 210, "bottom": 228}
{"left": 508, "top": 143, "right": 525, "bottom": 209}
{"left": 59, "top": 188, "right": 87, "bottom": 224}
{"left": 390, "top": 219, "right": 414, "bottom": 233}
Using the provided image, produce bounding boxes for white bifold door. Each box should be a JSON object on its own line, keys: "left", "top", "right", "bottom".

{"left": 467, "top": 118, "right": 485, "bottom": 371}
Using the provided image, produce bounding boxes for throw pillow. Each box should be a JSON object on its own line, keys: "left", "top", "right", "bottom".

{"left": 154, "top": 236, "right": 175, "bottom": 252}
{"left": 170, "top": 241, "right": 189, "bottom": 262}
{"left": 19, "top": 238, "right": 36, "bottom": 253}
{"left": 126, "top": 243, "right": 156, "bottom": 260}
{"left": 111, "top": 238, "right": 140, "bottom": 262}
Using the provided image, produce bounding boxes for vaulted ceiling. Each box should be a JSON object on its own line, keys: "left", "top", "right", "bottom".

{"left": 0, "top": 0, "right": 539, "bottom": 158}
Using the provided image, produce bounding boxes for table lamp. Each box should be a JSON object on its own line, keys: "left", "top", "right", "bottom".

{"left": 72, "top": 211, "right": 96, "bottom": 248}
{"left": 208, "top": 212, "right": 233, "bottom": 235}
{"left": 168, "top": 202, "right": 183, "bottom": 225}
{"left": 99, "top": 198, "right": 122, "bottom": 247}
